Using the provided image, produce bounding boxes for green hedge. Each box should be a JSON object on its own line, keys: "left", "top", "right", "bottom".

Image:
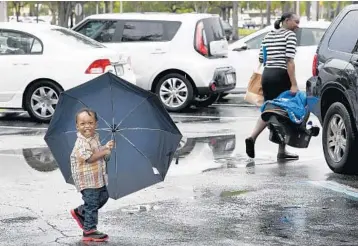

{"left": 239, "top": 28, "right": 256, "bottom": 37}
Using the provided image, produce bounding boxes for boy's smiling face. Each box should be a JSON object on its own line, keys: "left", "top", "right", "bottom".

{"left": 76, "top": 111, "right": 97, "bottom": 138}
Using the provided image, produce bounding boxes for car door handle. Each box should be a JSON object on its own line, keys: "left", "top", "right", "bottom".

{"left": 151, "top": 48, "right": 165, "bottom": 54}
{"left": 12, "top": 63, "right": 28, "bottom": 65}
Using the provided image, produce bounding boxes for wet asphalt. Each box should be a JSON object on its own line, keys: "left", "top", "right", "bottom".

{"left": 1, "top": 95, "right": 358, "bottom": 245}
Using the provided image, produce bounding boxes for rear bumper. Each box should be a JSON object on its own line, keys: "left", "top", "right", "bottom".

{"left": 197, "top": 67, "right": 236, "bottom": 95}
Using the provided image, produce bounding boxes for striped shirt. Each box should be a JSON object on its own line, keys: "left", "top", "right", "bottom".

{"left": 70, "top": 132, "right": 108, "bottom": 192}
{"left": 259, "top": 29, "right": 297, "bottom": 69}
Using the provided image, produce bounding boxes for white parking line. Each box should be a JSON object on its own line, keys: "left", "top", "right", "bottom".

{"left": 170, "top": 115, "right": 257, "bottom": 120}
{"left": 308, "top": 180, "right": 358, "bottom": 200}
{"left": 0, "top": 125, "right": 47, "bottom": 130}
{"left": 212, "top": 103, "right": 255, "bottom": 107}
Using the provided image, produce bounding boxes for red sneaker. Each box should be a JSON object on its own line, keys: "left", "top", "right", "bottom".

{"left": 70, "top": 209, "right": 84, "bottom": 229}
{"left": 82, "top": 230, "right": 109, "bottom": 242}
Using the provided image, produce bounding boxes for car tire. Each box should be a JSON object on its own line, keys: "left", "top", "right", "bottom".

{"left": 25, "top": 80, "right": 62, "bottom": 123}
{"left": 193, "top": 94, "right": 220, "bottom": 108}
{"left": 219, "top": 93, "right": 229, "bottom": 99}
{"left": 155, "top": 73, "right": 194, "bottom": 112}
{"left": 322, "top": 102, "right": 357, "bottom": 174}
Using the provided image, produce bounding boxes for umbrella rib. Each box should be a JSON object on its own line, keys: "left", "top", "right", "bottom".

{"left": 63, "top": 128, "right": 111, "bottom": 134}
{"left": 63, "top": 93, "right": 111, "bottom": 129}
{"left": 115, "top": 97, "right": 148, "bottom": 130}
{"left": 117, "top": 132, "right": 154, "bottom": 168}
{"left": 119, "top": 127, "right": 180, "bottom": 136}
{"left": 109, "top": 75, "right": 115, "bottom": 128}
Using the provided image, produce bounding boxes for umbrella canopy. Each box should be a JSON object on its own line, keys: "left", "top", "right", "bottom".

{"left": 44, "top": 73, "right": 182, "bottom": 199}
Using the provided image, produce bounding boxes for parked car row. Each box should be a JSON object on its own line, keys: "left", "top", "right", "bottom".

{"left": 0, "top": 13, "right": 236, "bottom": 122}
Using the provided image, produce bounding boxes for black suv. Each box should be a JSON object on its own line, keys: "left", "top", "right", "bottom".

{"left": 306, "top": 4, "right": 358, "bottom": 174}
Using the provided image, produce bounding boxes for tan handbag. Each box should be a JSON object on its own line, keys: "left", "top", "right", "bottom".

{"left": 244, "top": 64, "right": 264, "bottom": 106}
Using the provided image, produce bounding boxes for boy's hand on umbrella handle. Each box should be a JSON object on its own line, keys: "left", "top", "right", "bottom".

{"left": 105, "top": 140, "right": 115, "bottom": 150}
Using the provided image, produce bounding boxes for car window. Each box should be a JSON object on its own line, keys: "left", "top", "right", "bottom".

{"left": 122, "top": 21, "right": 164, "bottom": 42}
{"left": 75, "top": 20, "right": 119, "bottom": 43}
{"left": 0, "top": 30, "right": 43, "bottom": 55}
{"left": 298, "top": 28, "right": 326, "bottom": 46}
{"left": 245, "top": 32, "right": 268, "bottom": 49}
{"left": 45, "top": 28, "right": 105, "bottom": 49}
{"left": 201, "top": 17, "right": 225, "bottom": 42}
{"left": 329, "top": 10, "right": 358, "bottom": 53}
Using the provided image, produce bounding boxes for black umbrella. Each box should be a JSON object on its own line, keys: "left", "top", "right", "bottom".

{"left": 44, "top": 73, "right": 182, "bottom": 199}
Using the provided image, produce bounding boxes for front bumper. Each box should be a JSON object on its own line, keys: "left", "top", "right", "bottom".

{"left": 197, "top": 67, "right": 236, "bottom": 95}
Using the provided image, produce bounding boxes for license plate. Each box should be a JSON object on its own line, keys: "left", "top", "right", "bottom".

{"left": 114, "top": 65, "right": 124, "bottom": 76}
{"left": 226, "top": 73, "right": 235, "bottom": 84}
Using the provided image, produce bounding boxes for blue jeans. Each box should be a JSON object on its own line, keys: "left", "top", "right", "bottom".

{"left": 77, "top": 186, "right": 109, "bottom": 231}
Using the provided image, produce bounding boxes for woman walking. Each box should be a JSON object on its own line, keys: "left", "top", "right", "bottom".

{"left": 245, "top": 12, "right": 300, "bottom": 160}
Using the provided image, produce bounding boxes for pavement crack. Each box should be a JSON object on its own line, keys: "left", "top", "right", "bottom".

{"left": 0, "top": 202, "right": 69, "bottom": 238}
{"left": 43, "top": 220, "right": 68, "bottom": 237}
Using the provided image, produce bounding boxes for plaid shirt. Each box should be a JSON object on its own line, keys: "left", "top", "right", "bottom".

{"left": 70, "top": 132, "right": 108, "bottom": 192}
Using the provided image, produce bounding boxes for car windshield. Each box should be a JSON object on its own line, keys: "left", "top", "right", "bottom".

{"left": 43, "top": 28, "right": 105, "bottom": 49}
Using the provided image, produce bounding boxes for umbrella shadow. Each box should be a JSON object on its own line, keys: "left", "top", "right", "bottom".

{"left": 22, "top": 147, "right": 59, "bottom": 172}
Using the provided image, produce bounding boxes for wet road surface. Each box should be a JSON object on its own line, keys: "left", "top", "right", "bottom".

{"left": 1, "top": 96, "right": 358, "bottom": 245}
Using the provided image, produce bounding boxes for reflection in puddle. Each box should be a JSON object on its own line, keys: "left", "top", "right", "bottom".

{"left": 0, "top": 133, "right": 237, "bottom": 174}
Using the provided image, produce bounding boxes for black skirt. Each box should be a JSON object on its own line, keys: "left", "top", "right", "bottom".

{"left": 261, "top": 67, "right": 291, "bottom": 101}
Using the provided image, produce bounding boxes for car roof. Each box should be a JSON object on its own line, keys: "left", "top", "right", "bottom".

{"left": 84, "top": 12, "right": 219, "bottom": 22}
{"left": 0, "top": 22, "right": 58, "bottom": 34}
{"left": 229, "top": 21, "right": 331, "bottom": 47}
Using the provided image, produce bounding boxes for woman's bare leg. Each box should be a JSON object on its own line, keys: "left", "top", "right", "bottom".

{"left": 250, "top": 117, "right": 267, "bottom": 141}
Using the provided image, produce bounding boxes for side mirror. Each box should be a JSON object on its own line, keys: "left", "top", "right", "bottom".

{"left": 233, "top": 44, "right": 248, "bottom": 52}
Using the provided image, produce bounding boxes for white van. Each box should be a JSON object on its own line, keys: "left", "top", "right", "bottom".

{"left": 73, "top": 13, "right": 236, "bottom": 112}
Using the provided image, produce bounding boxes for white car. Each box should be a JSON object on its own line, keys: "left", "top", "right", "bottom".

{"left": 229, "top": 21, "right": 331, "bottom": 93}
{"left": 72, "top": 13, "right": 236, "bottom": 112}
{"left": 0, "top": 22, "right": 136, "bottom": 122}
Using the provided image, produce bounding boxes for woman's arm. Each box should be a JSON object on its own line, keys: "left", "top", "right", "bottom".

{"left": 286, "top": 32, "right": 298, "bottom": 93}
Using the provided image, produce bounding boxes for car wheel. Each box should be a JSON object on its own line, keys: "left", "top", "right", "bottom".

{"left": 155, "top": 73, "right": 194, "bottom": 112}
{"left": 322, "top": 102, "right": 357, "bottom": 174}
{"left": 25, "top": 80, "right": 62, "bottom": 123}
{"left": 193, "top": 94, "right": 220, "bottom": 108}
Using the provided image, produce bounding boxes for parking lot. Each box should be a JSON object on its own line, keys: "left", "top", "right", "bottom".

{"left": 1, "top": 96, "right": 358, "bottom": 245}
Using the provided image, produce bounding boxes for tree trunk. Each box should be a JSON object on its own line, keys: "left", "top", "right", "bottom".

{"left": 305, "top": 1, "right": 311, "bottom": 21}
{"left": 260, "top": 5, "right": 264, "bottom": 28}
{"left": 281, "top": 1, "right": 291, "bottom": 13}
{"left": 232, "top": 1, "right": 239, "bottom": 40}
{"left": 222, "top": 8, "right": 227, "bottom": 21}
{"left": 29, "top": 3, "right": 35, "bottom": 16}
{"left": 335, "top": 1, "right": 342, "bottom": 18}
{"left": 266, "top": 1, "right": 271, "bottom": 26}
{"left": 58, "top": 1, "right": 73, "bottom": 27}
{"left": 104, "top": 1, "right": 110, "bottom": 13}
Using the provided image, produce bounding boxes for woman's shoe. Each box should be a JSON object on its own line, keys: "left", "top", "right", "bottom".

{"left": 245, "top": 137, "right": 255, "bottom": 158}
{"left": 277, "top": 152, "right": 299, "bottom": 160}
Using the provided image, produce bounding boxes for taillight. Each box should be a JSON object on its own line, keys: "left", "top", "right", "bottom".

{"left": 194, "top": 21, "right": 208, "bottom": 56}
{"left": 312, "top": 54, "right": 318, "bottom": 76}
{"left": 85, "top": 59, "right": 111, "bottom": 74}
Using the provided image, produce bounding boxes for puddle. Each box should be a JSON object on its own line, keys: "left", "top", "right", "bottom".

{"left": 220, "top": 190, "right": 250, "bottom": 197}
{"left": 1, "top": 216, "right": 37, "bottom": 223}
{"left": 0, "top": 133, "right": 238, "bottom": 176}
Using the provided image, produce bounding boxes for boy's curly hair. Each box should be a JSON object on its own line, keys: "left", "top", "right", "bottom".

{"left": 75, "top": 108, "right": 98, "bottom": 123}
